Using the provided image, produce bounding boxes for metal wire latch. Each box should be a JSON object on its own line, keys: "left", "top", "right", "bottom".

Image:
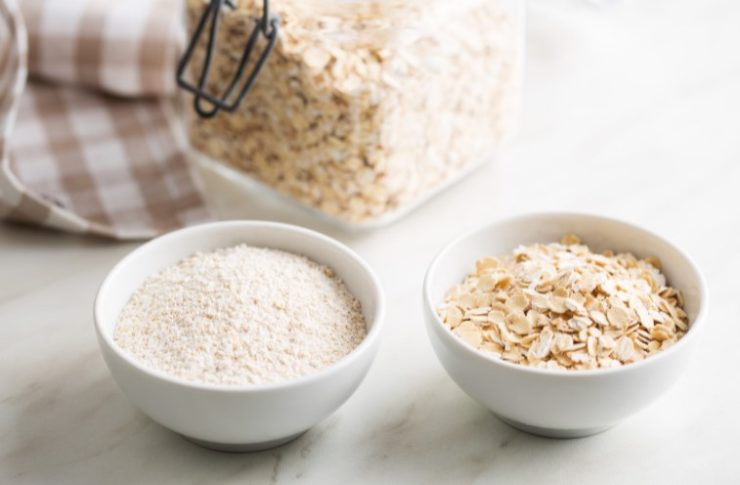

{"left": 176, "top": 0, "right": 278, "bottom": 118}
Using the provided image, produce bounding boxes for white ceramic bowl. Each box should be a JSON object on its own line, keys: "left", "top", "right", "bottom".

{"left": 95, "top": 221, "right": 385, "bottom": 451}
{"left": 423, "top": 213, "right": 707, "bottom": 438}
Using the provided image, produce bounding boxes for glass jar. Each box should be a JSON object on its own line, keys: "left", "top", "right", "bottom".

{"left": 183, "top": 0, "right": 524, "bottom": 228}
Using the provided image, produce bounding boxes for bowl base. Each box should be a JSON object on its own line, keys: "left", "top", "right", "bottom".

{"left": 182, "top": 430, "right": 307, "bottom": 452}
{"left": 496, "top": 415, "right": 613, "bottom": 439}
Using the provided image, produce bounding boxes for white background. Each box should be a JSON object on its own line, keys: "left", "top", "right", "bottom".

{"left": 2, "top": 0, "right": 739, "bottom": 482}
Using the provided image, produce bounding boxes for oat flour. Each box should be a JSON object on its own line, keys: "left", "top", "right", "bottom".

{"left": 115, "top": 245, "right": 367, "bottom": 385}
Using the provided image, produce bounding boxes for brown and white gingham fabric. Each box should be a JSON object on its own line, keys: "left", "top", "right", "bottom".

{"left": 0, "top": 0, "right": 211, "bottom": 239}
{"left": 20, "top": 0, "right": 181, "bottom": 97}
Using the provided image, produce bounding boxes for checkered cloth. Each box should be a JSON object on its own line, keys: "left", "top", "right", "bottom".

{"left": 0, "top": 0, "right": 210, "bottom": 239}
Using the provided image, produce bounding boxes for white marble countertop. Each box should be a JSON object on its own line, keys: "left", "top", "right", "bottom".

{"left": 2, "top": 0, "right": 740, "bottom": 483}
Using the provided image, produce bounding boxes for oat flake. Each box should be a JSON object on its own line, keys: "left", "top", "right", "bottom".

{"left": 438, "top": 235, "right": 689, "bottom": 370}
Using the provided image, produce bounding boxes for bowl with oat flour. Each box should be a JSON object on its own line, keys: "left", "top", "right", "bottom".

{"left": 95, "top": 221, "right": 385, "bottom": 451}
{"left": 423, "top": 213, "right": 707, "bottom": 438}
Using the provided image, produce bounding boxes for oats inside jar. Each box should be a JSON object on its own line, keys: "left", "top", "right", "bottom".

{"left": 437, "top": 235, "right": 689, "bottom": 370}
{"left": 184, "top": 0, "right": 522, "bottom": 224}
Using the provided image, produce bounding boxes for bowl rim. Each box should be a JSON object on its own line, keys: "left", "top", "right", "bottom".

{"left": 94, "top": 220, "right": 386, "bottom": 393}
{"left": 423, "top": 211, "right": 708, "bottom": 378}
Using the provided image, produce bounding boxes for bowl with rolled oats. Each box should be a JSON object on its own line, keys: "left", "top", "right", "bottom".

{"left": 423, "top": 213, "right": 707, "bottom": 438}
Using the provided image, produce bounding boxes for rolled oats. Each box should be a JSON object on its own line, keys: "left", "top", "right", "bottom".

{"left": 437, "top": 235, "right": 690, "bottom": 370}
{"left": 185, "top": 0, "right": 522, "bottom": 224}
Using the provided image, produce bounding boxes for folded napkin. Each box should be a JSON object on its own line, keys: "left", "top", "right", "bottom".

{"left": 0, "top": 0, "right": 210, "bottom": 239}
